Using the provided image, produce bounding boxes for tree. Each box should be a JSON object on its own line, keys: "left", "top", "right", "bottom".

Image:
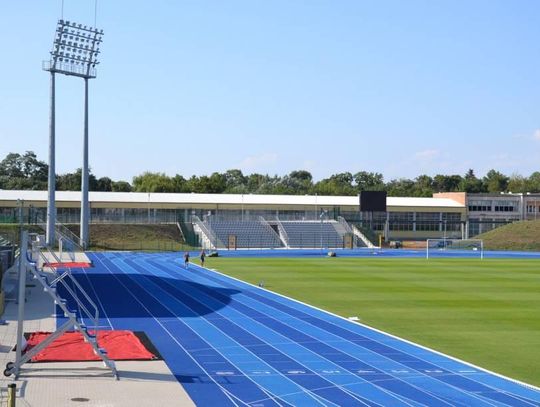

{"left": 186, "top": 173, "right": 227, "bottom": 193}
{"left": 412, "top": 175, "right": 434, "bottom": 197}
{"left": 527, "top": 172, "right": 540, "bottom": 193}
{"left": 171, "top": 175, "right": 188, "bottom": 192}
{"left": 224, "top": 169, "right": 247, "bottom": 193}
{"left": 314, "top": 172, "right": 355, "bottom": 195}
{"left": 0, "top": 153, "right": 24, "bottom": 178}
{"left": 459, "top": 169, "right": 484, "bottom": 193}
{"left": 96, "top": 177, "right": 113, "bottom": 192}
{"left": 56, "top": 168, "right": 98, "bottom": 191}
{"left": 112, "top": 181, "right": 132, "bottom": 192}
{"left": 280, "top": 170, "right": 313, "bottom": 194}
{"left": 386, "top": 178, "right": 416, "bottom": 196}
{"left": 21, "top": 151, "right": 48, "bottom": 182}
{"left": 132, "top": 172, "right": 176, "bottom": 192}
{"left": 483, "top": 170, "right": 509, "bottom": 193}
{"left": 433, "top": 174, "right": 462, "bottom": 192}
{"left": 353, "top": 171, "right": 385, "bottom": 192}
{"left": 246, "top": 173, "right": 270, "bottom": 193}
{"left": 0, "top": 151, "right": 48, "bottom": 190}
{"left": 1, "top": 150, "right": 538, "bottom": 198}
{"left": 507, "top": 174, "right": 529, "bottom": 193}
{"left": 208, "top": 172, "right": 227, "bottom": 193}
{"left": 253, "top": 175, "right": 282, "bottom": 194}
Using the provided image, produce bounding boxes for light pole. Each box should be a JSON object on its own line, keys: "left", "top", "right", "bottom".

{"left": 46, "top": 70, "right": 56, "bottom": 247}
{"left": 43, "top": 19, "right": 104, "bottom": 249}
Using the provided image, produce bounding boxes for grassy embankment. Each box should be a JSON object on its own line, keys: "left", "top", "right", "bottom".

{"left": 76, "top": 224, "right": 191, "bottom": 251}
{"left": 0, "top": 224, "right": 191, "bottom": 251}
{"left": 477, "top": 219, "right": 540, "bottom": 251}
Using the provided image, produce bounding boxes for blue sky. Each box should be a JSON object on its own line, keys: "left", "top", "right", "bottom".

{"left": 1, "top": 1, "right": 539, "bottom": 182}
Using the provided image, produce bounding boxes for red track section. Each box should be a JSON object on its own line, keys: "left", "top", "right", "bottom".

{"left": 44, "top": 262, "right": 92, "bottom": 268}
{"left": 26, "top": 330, "right": 156, "bottom": 362}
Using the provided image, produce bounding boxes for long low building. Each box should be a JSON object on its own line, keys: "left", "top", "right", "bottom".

{"left": 0, "top": 190, "right": 468, "bottom": 241}
{"left": 1, "top": 189, "right": 539, "bottom": 241}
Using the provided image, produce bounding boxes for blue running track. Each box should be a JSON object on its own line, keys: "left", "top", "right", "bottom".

{"left": 187, "top": 248, "right": 540, "bottom": 259}
{"left": 59, "top": 252, "right": 540, "bottom": 406}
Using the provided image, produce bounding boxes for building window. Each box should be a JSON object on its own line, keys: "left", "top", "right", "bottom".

{"left": 493, "top": 200, "right": 518, "bottom": 212}
{"left": 442, "top": 212, "right": 461, "bottom": 231}
{"left": 415, "top": 212, "right": 440, "bottom": 231}
{"left": 468, "top": 200, "right": 492, "bottom": 212}
{"left": 389, "top": 212, "right": 413, "bottom": 231}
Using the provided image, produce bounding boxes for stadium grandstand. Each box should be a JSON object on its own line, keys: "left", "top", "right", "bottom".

{"left": 0, "top": 190, "right": 465, "bottom": 247}
{"left": 1, "top": 190, "right": 539, "bottom": 248}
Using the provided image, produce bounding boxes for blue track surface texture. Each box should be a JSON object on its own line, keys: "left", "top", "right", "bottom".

{"left": 58, "top": 252, "right": 540, "bottom": 406}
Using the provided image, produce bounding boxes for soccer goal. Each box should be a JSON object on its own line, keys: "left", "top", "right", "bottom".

{"left": 426, "top": 238, "right": 484, "bottom": 259}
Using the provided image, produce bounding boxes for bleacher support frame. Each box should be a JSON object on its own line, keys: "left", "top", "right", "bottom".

{"left": 3, "top": 230, "right": 117, "bottom": 379}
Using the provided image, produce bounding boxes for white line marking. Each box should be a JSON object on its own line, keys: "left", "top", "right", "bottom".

{"left": 110, "top": 253, "right": 321, "bottom": 407}
{"left": 92, "top": 253, "right": 244, "bottom": 407}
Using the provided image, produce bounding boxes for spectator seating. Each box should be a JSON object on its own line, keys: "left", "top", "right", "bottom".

{"left": 280, "top": 221, "right": 345, "bottom": 248}
{"left": 204, "top": 219, "right": 283, "bottom": 249}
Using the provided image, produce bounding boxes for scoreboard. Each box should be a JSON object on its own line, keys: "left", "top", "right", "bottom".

{"left": 359, "top": 191, "right": 387, "bottom": 212}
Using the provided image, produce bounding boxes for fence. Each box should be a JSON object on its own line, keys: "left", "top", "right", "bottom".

{"left": 90, "top": 239, "right": 196, "bottom": 252}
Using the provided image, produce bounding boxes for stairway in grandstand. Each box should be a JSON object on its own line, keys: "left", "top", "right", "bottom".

{"left": 203, "top": 218, "right": 283, "bottom": 249}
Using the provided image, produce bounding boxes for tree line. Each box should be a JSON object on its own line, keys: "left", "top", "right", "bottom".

{"left": 1, "top": 151, "right": 539, "bottom": 196}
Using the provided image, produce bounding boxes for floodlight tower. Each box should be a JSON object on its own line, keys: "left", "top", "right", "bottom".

{"left": 43, "top": 20, "right": 104, "bottom": 249}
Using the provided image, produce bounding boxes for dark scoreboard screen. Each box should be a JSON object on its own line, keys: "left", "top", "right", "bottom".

{"left": 359, "top": 191, "right": 387, "bottom": 212}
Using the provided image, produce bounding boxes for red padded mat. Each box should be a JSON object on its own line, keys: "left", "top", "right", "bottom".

{"left": 44, "top": 262, "right": 92, "bottom": 268}
{"left": 26, "top": 330, "right": 157, "bottom": 362}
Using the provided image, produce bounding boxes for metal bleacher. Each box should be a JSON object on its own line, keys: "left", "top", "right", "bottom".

{"left": 204, "top": 217, "right": 283, "bottom": 249}
{"left": 197, "top": 216, "right": 365, "bottom": 249}
{"left": 280, "top": 220, "right": 345, "bottom": 248}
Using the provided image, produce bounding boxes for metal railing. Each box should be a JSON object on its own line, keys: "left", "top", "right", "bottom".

{"left": 5, "top": 231, "right": 117, "bottom": 379}
{"left": 258, "top": 216, "right": 283, "bottom": 244}
{"left": 337, "top": 216, "right": 353, "bottom": 234}
{"left": 192, "top": 215, "right": 224, "bottom": 249}
{"left": 34, "top": 246, "right": 99, "bottom": 328}
{"left": 273, "top": 217, "right": 290, "bottom": 248}
{"left": 351, "top": 224, "right": 376, "bottom": 248}
{"left": 34, "top": 215, "right": 83, "bottom": 251}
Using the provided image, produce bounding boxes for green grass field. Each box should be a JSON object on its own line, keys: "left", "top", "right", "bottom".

{"left": 211, "top": 257, "right": 540, "bottom": 386}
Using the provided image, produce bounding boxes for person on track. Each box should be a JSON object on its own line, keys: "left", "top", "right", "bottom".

{"left": 200, "top": 249, "right": 206, "bottom": 267}
{"left": 183, "top": 251, "right": 190, "bottom": 268}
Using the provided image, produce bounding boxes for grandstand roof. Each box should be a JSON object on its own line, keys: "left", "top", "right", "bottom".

{"left": 0, "top": 190, "right": 464, "bottom": 208}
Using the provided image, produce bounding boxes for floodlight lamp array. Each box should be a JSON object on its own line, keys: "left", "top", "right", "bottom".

{"left": 45, "top": 19, "right": 104, "bottom": 78}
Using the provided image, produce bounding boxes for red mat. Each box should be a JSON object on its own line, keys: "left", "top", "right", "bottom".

{"left": 44, "top": 262, "right": 92, "bottom": 268}
{"left": 25, "top": 330, "right": 157, "bottom": 362}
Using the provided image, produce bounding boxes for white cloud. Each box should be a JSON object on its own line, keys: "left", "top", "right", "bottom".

{"left": 239, "top": 153, "right": 279, "bottom": 169}
{"left": 414, "top": 149, "right": 440, "bottom": 160}
{"left": 512, "top": 129, "right": 540, "bottom": 141}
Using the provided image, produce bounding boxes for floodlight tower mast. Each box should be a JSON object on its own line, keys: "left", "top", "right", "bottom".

{"left": 46, "top": 71, "right": 56, "bottom": 247}
{"left": 43, "top": 20, "right": 104, "bottom": 249}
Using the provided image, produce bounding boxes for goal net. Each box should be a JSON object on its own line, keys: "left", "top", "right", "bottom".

{"left": 426, "top": 239, "right": 483, "bottom": 259}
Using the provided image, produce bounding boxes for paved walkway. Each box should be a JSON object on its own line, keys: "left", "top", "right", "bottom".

{"left": 0, "top": 262, "right": 195, "bottom": 407}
